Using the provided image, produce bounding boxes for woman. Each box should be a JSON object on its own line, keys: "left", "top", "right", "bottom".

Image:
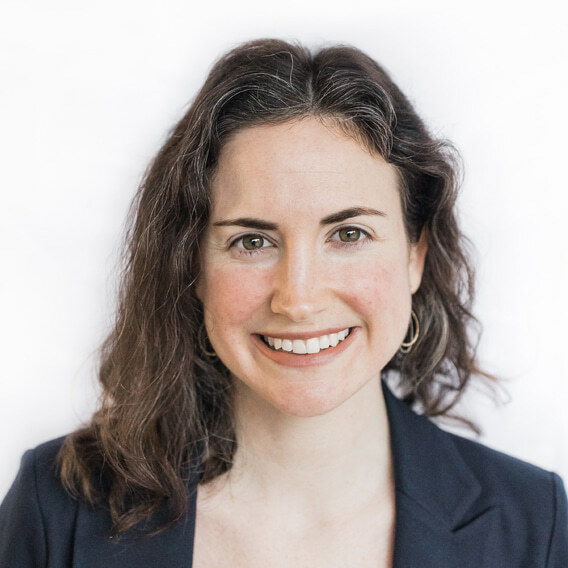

{"left": 1, "top": 38, "right": 566, "bottom": 567}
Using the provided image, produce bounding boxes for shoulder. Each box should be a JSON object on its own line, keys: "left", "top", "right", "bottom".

{"left": 23, "top": 435, "right": 67, "bottom": 476}
{"left": 0, "top": 436, "right": 78, "bottom": 567}
{"left": 445, "top": 428, "right": 568, "bottom": 563}
{"left": 383, "top": 382, "right": 568, "bottom": 564}
{"left": 450, "top": 429, "right": 568, "bottom": 516}
{"left": 20, "top": 436, "right": 75, "bottom": 513}
{"left": 384, "top": 380, "right": 565, "bottom": 510}
{"left": 4, "top": 435, "right": 74, "bottom": 510}
{"left": 449, "top": 430, "right": 562, "bottom": 498}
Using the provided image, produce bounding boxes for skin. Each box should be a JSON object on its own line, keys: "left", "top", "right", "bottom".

{"left": 194, "top": 117, "right": 427, "bottom": 567}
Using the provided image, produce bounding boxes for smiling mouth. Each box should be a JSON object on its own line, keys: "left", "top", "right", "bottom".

{"left": 260, "top": 328, "right": 352, "bottom": 355}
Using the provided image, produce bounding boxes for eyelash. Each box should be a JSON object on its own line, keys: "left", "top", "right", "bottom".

{"left": 329, "top": 226, "right": 372, "bottom": 248}
{"left": 229, "top": 226, "right": 373, "bottom": 256}
{"left": 230, "top": 234, "right": 275, "bottom": 256}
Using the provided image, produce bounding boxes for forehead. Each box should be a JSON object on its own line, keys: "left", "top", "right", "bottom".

{"left": 210, "top": 118, "right": 401, "bottom": 219}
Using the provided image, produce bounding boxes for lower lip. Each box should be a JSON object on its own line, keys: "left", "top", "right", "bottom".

{"left": 252, "top": 328, "right": 358, "bottom": 368}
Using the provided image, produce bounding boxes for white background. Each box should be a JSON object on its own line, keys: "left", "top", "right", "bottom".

{"left": 1, "top": 0, "right": 567, "bottom": 500}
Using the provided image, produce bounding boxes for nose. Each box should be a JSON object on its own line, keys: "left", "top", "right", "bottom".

{"left": 270, "top": 246, "right": 328, "bottom": 322}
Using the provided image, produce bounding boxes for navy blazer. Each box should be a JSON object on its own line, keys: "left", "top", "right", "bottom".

{"left": 1, "top": 382, "right": 567, "bottom": 567}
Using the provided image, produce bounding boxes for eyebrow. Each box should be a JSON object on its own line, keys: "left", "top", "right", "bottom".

{"left": 213, "top": 217, "right": 279, "bottom": 230}
{"left": 320, "top": 207, "right": 386, "bottom": 225}
{"left": 213, "top": 207, "right": 386, "bottom": 230}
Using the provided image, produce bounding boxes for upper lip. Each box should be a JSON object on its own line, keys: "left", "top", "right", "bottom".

{"left": 256, "top": 327, "right": 353, "bottom": 340}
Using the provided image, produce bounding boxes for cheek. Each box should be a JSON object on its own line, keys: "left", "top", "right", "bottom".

{"left": 342, "top": 257, "right": 407, "bottom": 303}
{"left": 338, "top": 257, "right": 411, "bottom": 336}
{"left": 201, "top": 264, "right": 272, "bottom": 327}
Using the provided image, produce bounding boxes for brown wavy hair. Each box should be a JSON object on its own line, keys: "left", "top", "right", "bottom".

{"left": 58, "top": 38, "right": 491, "bottom": 536}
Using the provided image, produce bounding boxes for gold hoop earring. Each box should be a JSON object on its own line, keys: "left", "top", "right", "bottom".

{"left": 400, "top": 309, "right": 419, "bottom": 353}
{"left": 198, "top": 322, "right": 217, "bottom": 358}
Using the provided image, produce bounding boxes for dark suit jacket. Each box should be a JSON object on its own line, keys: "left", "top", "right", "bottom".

{"left": 1, "top": 382, "right": 567, "bottom": 567}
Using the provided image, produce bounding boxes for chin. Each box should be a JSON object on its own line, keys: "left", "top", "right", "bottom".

{"left": 260, "top": 380, "right": 367, "bottom": 419}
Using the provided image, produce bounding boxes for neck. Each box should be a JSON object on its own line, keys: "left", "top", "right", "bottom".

{"left": 223, "top": 377, "right": 393, "bottom": 515}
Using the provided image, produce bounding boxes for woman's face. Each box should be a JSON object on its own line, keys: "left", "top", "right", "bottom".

{"left": 197, "top": 118, "right": 426, "bottom": 418}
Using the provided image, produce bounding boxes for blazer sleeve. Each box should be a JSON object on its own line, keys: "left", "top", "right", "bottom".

{"left": 547, "top": 472, "right": 568, "bottom": 567}
{"left": 0, "top": 442, "right": 76, "bottom": 568}
{"left": 0, "top": 450, "right": 48, "bottom": 567}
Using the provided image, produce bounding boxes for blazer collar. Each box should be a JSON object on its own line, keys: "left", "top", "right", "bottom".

{"left": 382, "top": 381, "right": 501, "bottom": 566}
{"left": 382, "top": 380, "right": 483, "bottom": 531}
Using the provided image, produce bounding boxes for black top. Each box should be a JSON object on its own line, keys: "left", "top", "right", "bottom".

{"left": 1, "top": 382, "right": 567, "bottom": 567}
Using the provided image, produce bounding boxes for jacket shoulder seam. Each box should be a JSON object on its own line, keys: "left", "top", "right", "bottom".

{"left": 30, "top": 448, "right": 49, "bottom": 562}
{"left": 545, "top": 471, "right": 560, "bottom": 566}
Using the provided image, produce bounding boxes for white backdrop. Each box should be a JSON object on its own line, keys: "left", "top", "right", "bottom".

{"left": 1, "top": 0, "right": 567, "bottom": 500}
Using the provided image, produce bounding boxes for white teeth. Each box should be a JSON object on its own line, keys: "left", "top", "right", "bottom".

{"left": 262, "top": 328, "right": 351, "bottom": 354}
{"left": 306, "top": 338, "right": 320, "bottom": 354}
{"left": 292, "top": 339, "right": 307, "bottom": 354}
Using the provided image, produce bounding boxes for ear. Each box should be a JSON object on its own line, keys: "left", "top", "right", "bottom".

{"left": 195, "top": 276, "right": 204, "bottom": 302}
{"left": 408, "top": 228, "right": 428, "bottom": 294}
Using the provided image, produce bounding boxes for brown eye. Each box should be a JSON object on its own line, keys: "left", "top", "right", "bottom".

{"left": 241, "top": 234, "right": 266, "bottom": 250}
{"left": 338, "top": 227, "right": 362, "bottom": 242}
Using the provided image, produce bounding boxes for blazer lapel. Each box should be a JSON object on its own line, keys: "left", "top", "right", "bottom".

{"left": 382, "top": 382, "right": 502, "bottom": 567}
{"left": 73, "top": 473, "right": 198, "bottom": 568}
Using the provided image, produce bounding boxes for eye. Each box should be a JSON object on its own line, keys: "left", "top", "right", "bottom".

{"left": 231, "top": 233, "right": 274, "bottom": 251}
{"left": 338, "top": 227, "right": 362, "bottom": 242}
{"left": 331, "top": 226, "right": 371, "bottom": 244}
{"left": 241, "top": 234, "right": 265, "bottom": 250}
